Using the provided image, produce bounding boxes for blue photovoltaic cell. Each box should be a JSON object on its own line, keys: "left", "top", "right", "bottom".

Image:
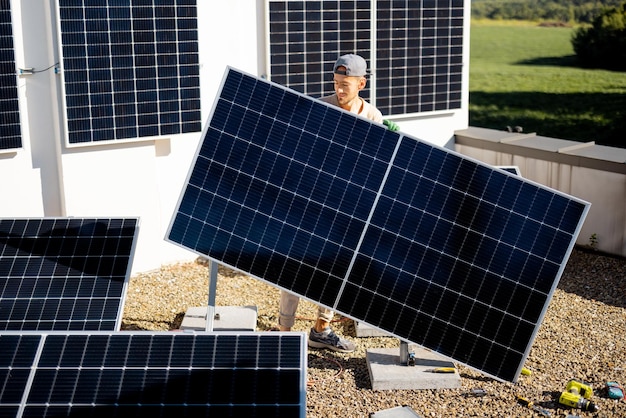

{"left": 57, "top": 0, "right": 201, "bottom": 145}
{"left": 0, "top": 0, "right": 22, "bottom": 150}
{"left": 375, "top": 0, "right": 464, "bottom": 114}
{"left": 0, "top": 332, "right": 306, "bottom": 418}
{"left": 0, "top": 218, "right": 138, "bottom": 331}
{"left": 168, "top": 68, "right": 590, "bottom": 382}
{"left": 268, "top": 0, "right": 464, "bottom": 116}
{"left": 268, "top": 0, "right": 372, "bottom": 100}
{"left": 173, "top": 68, "right": 398, "bottom": 308}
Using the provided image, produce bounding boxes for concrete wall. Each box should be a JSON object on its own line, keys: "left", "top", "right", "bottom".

{"left": 1, "top": 1, "right": 471, "bottom": 275}
{"left": 456, "top": 128, "right": 626, "bottom": 257}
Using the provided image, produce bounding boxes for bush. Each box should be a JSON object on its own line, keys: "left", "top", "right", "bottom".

{"left": 572, "top": 2, "right": 626, "bottom": 71}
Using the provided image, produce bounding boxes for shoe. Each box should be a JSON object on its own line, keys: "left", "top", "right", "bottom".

{"left": 308, "top": 327, "right": 355, "bottom": 353}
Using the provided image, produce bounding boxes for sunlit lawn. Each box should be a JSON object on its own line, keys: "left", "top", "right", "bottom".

{"left": 469, "top": 20, "right": 626, "bottom": 147}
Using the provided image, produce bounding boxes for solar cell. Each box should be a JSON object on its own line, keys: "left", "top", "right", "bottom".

{"left": 57, "top": 0, "right": 202, "bottom": 145}
{"left": 267, "top": 0, "right": 464, "bottom": 116}
{"left": 0, "top": 0, "right": 22, "bottom": 150}
{"left": 0, "top": 218, "right": 138, "bottom": 331}
{"left": 268, "top": 0, "right": 372, "bottom": 101}
{"left": 167, "top": 67, "right": 590, "bottom": 382}
{"left": 0, "top": 331, "right": 306, "bottom": 418}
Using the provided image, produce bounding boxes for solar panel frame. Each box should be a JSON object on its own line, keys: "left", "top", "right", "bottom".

{"left": 0, "top": 0, "right": 23, "bottom": 151}
{"left": 56, "top": 0, "right": 202, "bottom": 146}
{"left": 167, "top": 67, "right": 590, "bottom": 382}
{"left": 0, "top": 217, "right": 139, "bottom": 331}
{"left": 0, "top": 331, "right": 307, "bottom": 418}
{"left": 497, "top": 165, "right": 522, "bottom": 176}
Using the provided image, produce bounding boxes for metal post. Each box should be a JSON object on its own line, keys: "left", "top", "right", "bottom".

{"left": 399, "top": 340, "right": 409, "bottom": 364}
{"left": 205, "top": 260, "right": 218, "bottom": 332}
{"left": 399, "top": 340, "right": 415, "bottom": 366}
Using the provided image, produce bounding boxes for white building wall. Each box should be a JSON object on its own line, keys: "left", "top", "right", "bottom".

{"left": 1, "top": 0, "right": 470, "bottom": 275}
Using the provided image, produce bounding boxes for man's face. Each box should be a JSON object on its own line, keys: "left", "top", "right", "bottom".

{"left": 333, "top": 71, "right": 366, "bottom": 107}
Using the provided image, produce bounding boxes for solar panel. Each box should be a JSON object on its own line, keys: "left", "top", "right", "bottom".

{"left": 0, "top": 218, "right": 138, "bottom": 331}
{"left": 167, "top": 67, "right": 590, "bottom": 382}
{"left": 268, "top": 0, "right": 372, "bottom": 100}
{"left": 267, "top": 0, "right": 464, "bottom": 116}
{"left": 0, "top": 331, "right": 306, "bottom": 418}
{"left": 0, "top": 0, "right": 22, "bottom": 150}
{"left": 497, "top": 165, "right": 522, "bottom": 176}
{"left": 57, "top": 0, "right": 202, "bottom": 145}
{"left": 376, "top": 0, "right": 464, "bottom": 114}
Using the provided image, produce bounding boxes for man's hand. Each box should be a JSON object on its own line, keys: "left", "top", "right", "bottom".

{"left": 383, "top": 119, "right": 399, "bottom": 132}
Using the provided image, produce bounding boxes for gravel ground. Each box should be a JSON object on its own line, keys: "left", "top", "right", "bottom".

{"left": 122, "top": 247, "right": 626, "bottom": 417}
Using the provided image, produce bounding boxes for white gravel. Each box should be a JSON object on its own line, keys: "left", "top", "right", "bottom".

{"left": 122, "top": 248, "right": 626, "bottom": 417}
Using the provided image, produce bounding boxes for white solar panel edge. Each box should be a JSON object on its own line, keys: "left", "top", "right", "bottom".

{"left": 116, "top": 216, "right": 140, "bottom": 331}
{"left": 332, "top": 132, "right": 404, "bottom": 309}
{"left": 14, "top": 332, "right": 46, "bottom": 418}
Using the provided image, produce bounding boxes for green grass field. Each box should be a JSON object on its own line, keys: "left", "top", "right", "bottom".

{"left": 469, "top": 20, "right": 626, "bottom": 148}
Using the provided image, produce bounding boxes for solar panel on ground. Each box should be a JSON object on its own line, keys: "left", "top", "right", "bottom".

{"left": 0, "top": 0, "right": 22, "bottom": 150}
{"left": 167, "top": 67, "right": 590, "bottom": 382}
{"left": 0, "top": 218, "right": 138, "bottom": 331}
{"left": 56, "top": 0, "right": 202, "bottom": 145}
{"left": 0, "top": 331, "right": 306, "bottom": 418}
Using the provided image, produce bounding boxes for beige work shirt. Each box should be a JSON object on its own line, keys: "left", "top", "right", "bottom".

{"left": 319, "top": 94, "right": 384, "bottom": 124}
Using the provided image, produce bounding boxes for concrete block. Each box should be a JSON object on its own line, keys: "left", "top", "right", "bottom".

{"left": 367, "top": 346, "right": 461, "bottom": 391}
{"left": 180, "top": 305, "right": 257, "bottom": 331}
{"left": 370, "top": 405, "right": 422, "bottom": 417}
{"left": 355, "top": 321, "right": 393, "bottom": 337}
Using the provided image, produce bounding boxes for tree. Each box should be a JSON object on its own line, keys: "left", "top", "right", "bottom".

{"left": 572, "top": 2, "right": 626, "bottom": 71}
{"left": 471, "top": 0, "right": 625, "bottom": 23}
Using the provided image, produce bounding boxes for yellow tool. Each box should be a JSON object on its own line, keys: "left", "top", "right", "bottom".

{"left": 516, "top": 395, "right": 551, "bottom": 416}
{"left": 558, "top": 379, "right": 599, "bottom": 412}
{"left": 426, "top": 367, "right": 456, "bottom": 373}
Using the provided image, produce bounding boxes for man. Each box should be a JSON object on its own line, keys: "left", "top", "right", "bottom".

{"left": 278, "top": 54, "right": 398, "bottom": 353}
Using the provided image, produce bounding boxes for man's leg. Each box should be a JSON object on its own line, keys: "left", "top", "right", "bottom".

{"left": 314, "top": 306, "right": 334, "bottom": 333}
{"left": 309, "top": 306, "right": 355, "bottom": 353}
{"left": 278, "top": 290, "right": 300, "bottom": 331}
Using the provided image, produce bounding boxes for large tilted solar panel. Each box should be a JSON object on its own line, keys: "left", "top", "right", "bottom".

{"left": 0, "top": 331, "right": 306, "bottom": 418}
{"left": 167, "top": 68, "right": 590, "bottom": 382}
{"left": 0, "top": 0, "right": 22, "bottom": 150}
{"left": 0, "top": 218, "right": 138, "bottom": 331}
{"left": 57, "top": 0, "right": 202, "bottom": 145}
{"left": 267, "top": 0, "right": 464, "bottom": 116}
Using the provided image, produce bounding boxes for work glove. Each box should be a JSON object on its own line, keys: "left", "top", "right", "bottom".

{"left": 383, "top": 119, "right": 399, "bottom": 132}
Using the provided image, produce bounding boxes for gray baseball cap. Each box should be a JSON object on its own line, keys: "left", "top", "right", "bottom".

{"left": 333, "top": 54, "right": 368, "bottom": 76}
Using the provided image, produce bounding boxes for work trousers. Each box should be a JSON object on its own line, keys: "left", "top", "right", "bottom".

{"left": 278, "top": 290, "right": 334, "bottom": 329}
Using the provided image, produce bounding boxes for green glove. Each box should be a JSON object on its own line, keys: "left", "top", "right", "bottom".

{"left": 383, "top": 119, "right": 399, "bottom": 132}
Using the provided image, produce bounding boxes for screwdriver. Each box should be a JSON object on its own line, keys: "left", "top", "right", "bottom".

{"left": 516, "top": 395, "right": 551, "bottom": 417}
{"left": 425, "top": 367, "right": 456, "bottom": 373}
